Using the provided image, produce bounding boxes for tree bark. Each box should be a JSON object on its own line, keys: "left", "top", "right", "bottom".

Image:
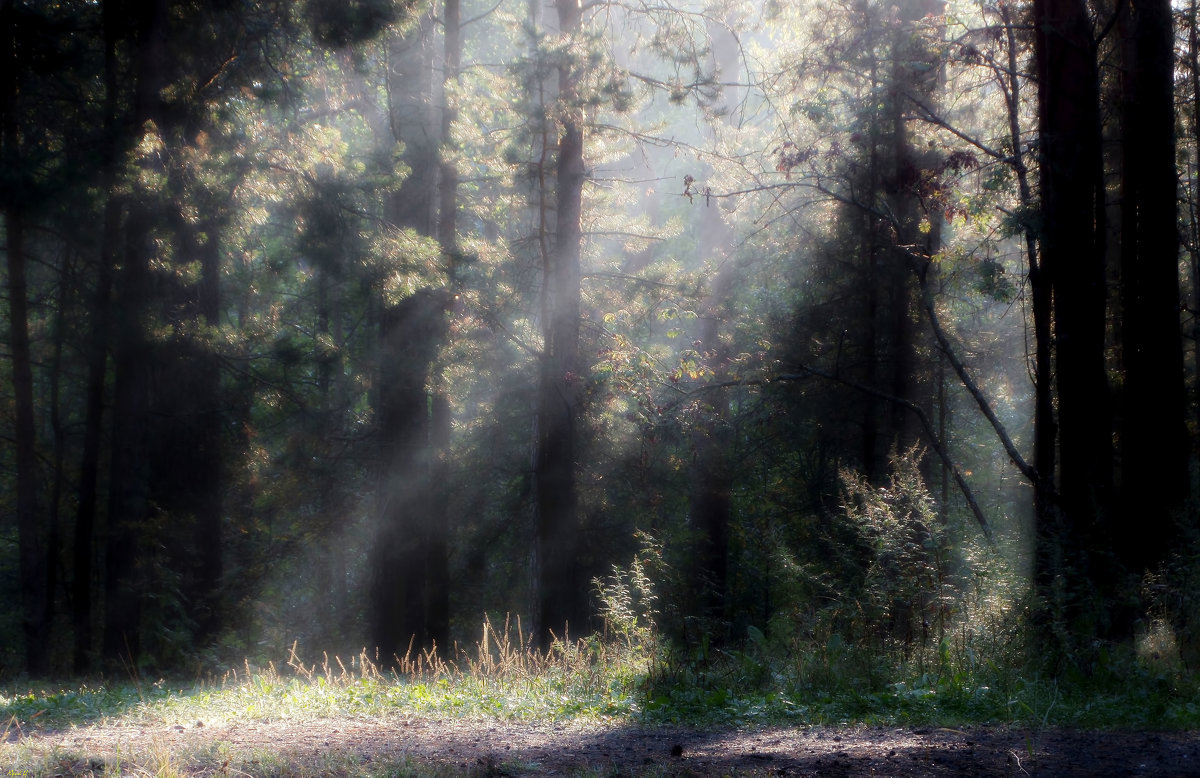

{"left": 371, "top": 289, "right": 452, "bottom": 661}
{"left": 1033, "top": 0, "right": 1113, "bottom": 647}
{"left": 103, "top": 200, "right": 154, "bottom": 668}
{"left": 103, "top": 0, "right": 169, "bottom": 669}
{"left": 1116, "top": 0, "right": 1187, "bottom": 585}
{"left": 368, "top": 8, "right": 454, "bottom": 659}
{"left": 4, "top": 213, "right": 49, "bottom": 676}
{"left": 3, "top": 0, "right": 50, "bottom": 676}
{"left": 74, "top": 199, "right": 114, "bottom": 673}
{"left": 74, "top": 0, "right": 124, "bottom": 671}
{"left": 156, "top": 203, "right": 225, "bottom": 646}
{"left": 533, "top": 0, "right": 587, "bottom": 646}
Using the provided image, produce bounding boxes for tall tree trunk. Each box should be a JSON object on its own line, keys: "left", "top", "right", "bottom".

{"left": 533, "top": 0, "right": 586, "bottom": 646}
{"left": 994, "top": 0, "right": 1056, "bottom": 557}
{"left": 103, "top": 199, "right": 154, "bottom": 668}
{"left": 75, "top": 193, "right": 116, "bottom": 673}
{"left": 688, "top": 268, "right": 735, "bottom": 637}
{"left": 425, "top": 392, "right": 452, "bottom": 647}
{"left": 371, "top": 289, "right": 452, "bottom": 661}
{"left": 368, "top": 6, "right": 454, "bottom": 659}
{"left": 156, "top": 203, "right": 225, "bottom": 646}
{"left": 426, "top": 0, "right": 462, "bottom": 649}
{"left": 77, "top": 0, "right": 127, "bottom": 671}
{"left": 103, "top": 0, "right": 168, "bottom": 668}
{"left": 2, "top": 0, "right": 49, "bottom": 676}
{"left": 78, "top": 0, "right": 129, "bottom": 667}
{"left": 4, "top": 213, "right": 49, "bottom": 676}
{"left": 1033, "top": 0, "right": 1113, "bottom": 648}
{"left": 1116, "top": 0, "right": 1187, "bottom": 589}
{"left": 47, "top": 253, "right": 70, "bottom": 669}
{"left": 1188, "top": 0, "right": 1200, "bottom": 456}
{"left": 314, "top": 266, "right": 350, "bottom": 650}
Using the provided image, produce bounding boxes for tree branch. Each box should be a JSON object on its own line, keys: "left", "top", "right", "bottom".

{"left": 914, "top": 265, "right": 1040, "bottom": 486}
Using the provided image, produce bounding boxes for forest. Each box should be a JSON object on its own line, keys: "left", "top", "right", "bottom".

{"left": 1, "top": 0, "right": 1199, "bottom": 704}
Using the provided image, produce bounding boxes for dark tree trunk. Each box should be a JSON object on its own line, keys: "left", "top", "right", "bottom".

{"left": 859, "top": 39, "right": 885, "bottom": 483}
{"left": 425, "top": 392, "right": 452, "bottom": 648}
{"left": 75, "top": 4, "right": 124, "bottom": 669}
{"left": 103, "top": 201, "right": 154, "bottom": 668}
{"left": 534, "top": 0, "right": 587, "bottom": 646}
{"left": 427, "top": 0, "right": 462, "bottom": 649}
{"left": 370, "top": 289, "right": 452, "bottom": 661}
{"left": 4, "top": 212, "right": 49, "bottom": 676}
{"left": 1033, "top": 0, "right": 1113, "bottom": 646}
{"left": 993, "top": 0, "right": 1057, "bottom": 559}
{"left": 1189, "top": 0, "right": 1200, "bottom": 459}
{"left": 75, "top": 193, "right": 116, "bottom": 673}
{"left": 103, "top": 0, "right": 169, "bottom": 668}
{"left": 367, "top": 10, "right": 454, "bottom": 659}
{"left": 47, "top": 253, "right": 70, "bottom": 670}
{"left": 155, "top": 204, "right": 225, "bottom": 646}
{"left": 688, "top": 303, "right": 733, "bottom": 634}
{"left": 314, "top": 266, "right": 351, "bottom": 650}
{"left": 687, "top": 193, "right": 737, "bottom": 636}
{"left": 1116, "top": 0, "right": 1187, "bottom": 586}
{"left": 3, "top": 0, "right": 49, "bottom": 676}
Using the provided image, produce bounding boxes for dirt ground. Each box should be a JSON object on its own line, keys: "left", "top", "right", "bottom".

{"left": 10, "top": 715, "right": 1200, "bottom": 776}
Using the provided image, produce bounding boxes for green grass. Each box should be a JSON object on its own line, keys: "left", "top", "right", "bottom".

{"left": 1, "top": 616, "right": 1199, "bottom": 776}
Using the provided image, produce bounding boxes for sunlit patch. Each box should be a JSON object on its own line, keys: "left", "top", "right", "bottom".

{"left": 1137, "top": 618, "right": 1183, "bottom": 674}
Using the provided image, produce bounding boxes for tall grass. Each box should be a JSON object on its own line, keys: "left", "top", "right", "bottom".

{"left": 1, "top": 602, "right": 1199, "bottom": 777}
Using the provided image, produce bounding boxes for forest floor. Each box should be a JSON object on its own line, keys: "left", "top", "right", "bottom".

{"left": 9, "top": 713, "right": 1200, "bottom": 776}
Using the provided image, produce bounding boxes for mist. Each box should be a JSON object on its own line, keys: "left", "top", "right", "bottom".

{"left": 0, "top": 0, "right": 1190, "bottom": 693}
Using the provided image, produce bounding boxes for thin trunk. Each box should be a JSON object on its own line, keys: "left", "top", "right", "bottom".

{"left": 74, "top": 204, "right": 114, "bottom": 672}
{"left": 178, "top": 218, "right": 224, "bottom": 644}
{"left": 1189, "top": 0, "right": 1200, "bottom": 450}
{"left": 861, "top": 37, "right": 883, "bottom": 482}
{"left": 997, "top": 0, "right": 1056, "bottom": 550}
{"left": 47, "top": 255, "right": 69, "bottom": 662}
{"left": 426, "top": 0, "right": 462, "bottom": 650}
{"left": 425, "top": 392, "right": 452, "bottom": 648}
{"left": 936, "top": 353, "right": 950, "bottom": 519}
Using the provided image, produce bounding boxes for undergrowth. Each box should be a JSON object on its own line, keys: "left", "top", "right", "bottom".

{"left": 4, "top": 456, "right": 1200, "bottom": 774}
{"left": 1, "top": 612, "right": 1198, "bottom": 776}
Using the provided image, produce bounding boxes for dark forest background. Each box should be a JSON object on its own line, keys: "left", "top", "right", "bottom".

{"left": 1, "top": 0, "right": 1199, "bottom": 681}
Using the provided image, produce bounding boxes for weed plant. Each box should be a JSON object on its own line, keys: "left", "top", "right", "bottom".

{"left": 633, "top": 450, "right": 1200, "bottom": 732}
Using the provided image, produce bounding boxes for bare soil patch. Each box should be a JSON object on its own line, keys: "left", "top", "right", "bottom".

{"left": 11, "top": 715, "right": 1200, "bottom": 775}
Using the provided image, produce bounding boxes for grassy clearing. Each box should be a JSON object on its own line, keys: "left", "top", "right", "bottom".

{"left": 1, "top": 613, "right": 1198, "bottom": 776}
{"left": 0, "top": 615, "right": 646, "bottom": 731}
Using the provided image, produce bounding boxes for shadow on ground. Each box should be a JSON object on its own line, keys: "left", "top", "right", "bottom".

{"left": 13, "top": 710, "right": 1200, "bottom": 776}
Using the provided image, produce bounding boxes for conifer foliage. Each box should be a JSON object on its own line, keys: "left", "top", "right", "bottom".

{"left": 0, "top": 0, "right": 1197, "bottom": 677}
